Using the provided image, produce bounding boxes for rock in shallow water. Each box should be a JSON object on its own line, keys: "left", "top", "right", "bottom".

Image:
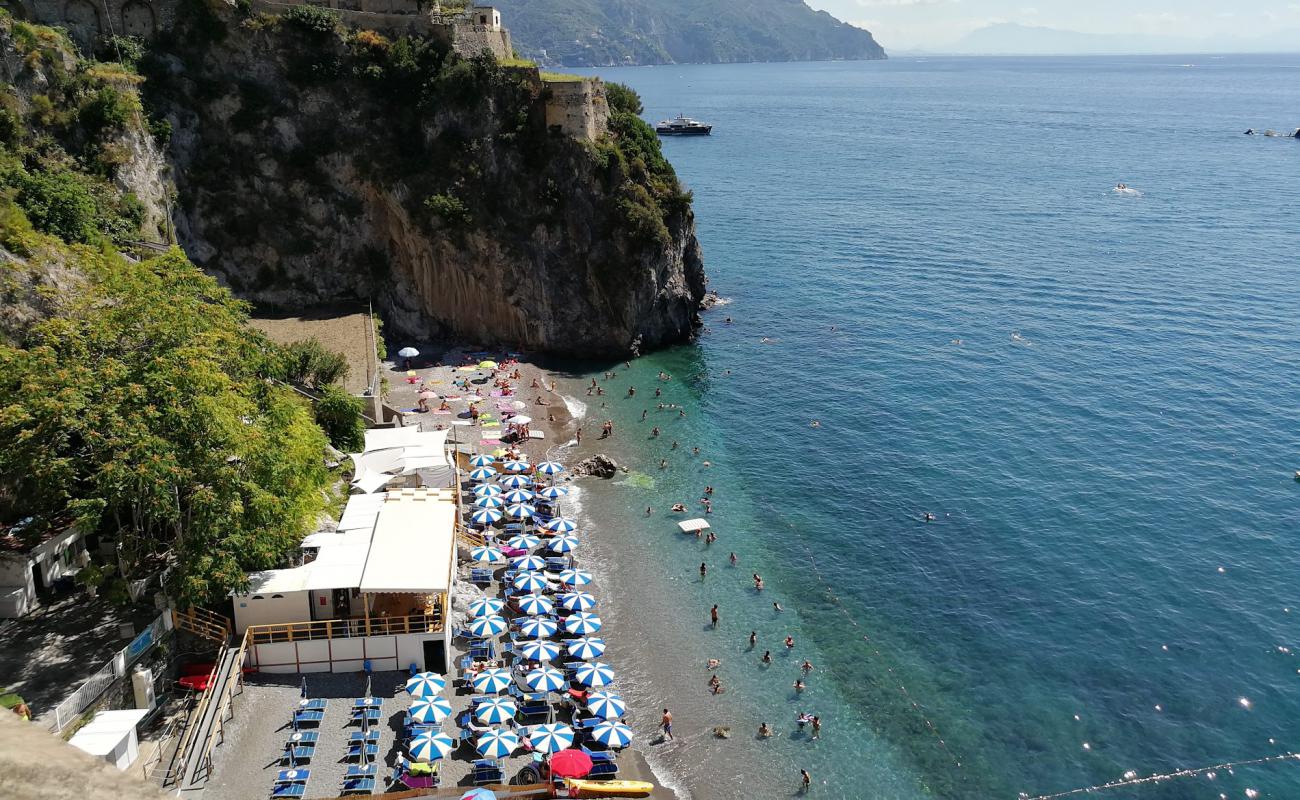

{"left": 572, "top": 454, "right": 619, "bottom": 479}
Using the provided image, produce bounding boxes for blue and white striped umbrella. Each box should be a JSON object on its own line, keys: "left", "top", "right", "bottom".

{"left": 585, "top": 691, "right": 626, "bottom": 720}
{"left": 475, "top": 728, "right": 520, "bottom": 759}
{"left": 469, "top": 454, "right": 497, "bottom": 468}
{"left": 558, "top": 591, "right": 597, "bottom": 612}
{"left": 515, "top": 594, "right": 554, "bottom": 616}
{"left": 408, "top": 730, "right": 456, "bottom": 762}
{"left": 506, "top": 533, "right": 541, "bottom": 550}
{"left": 517, "top": 640, "right": 562, "bottom": 661}
{"left": 537, "top": 486, "right": 569, "bottom": 500}
{"left": 472, "top": 483, "right": 502, "bottom": 497}
{"left": 563, "top": 612, "right": 602, "bottom": 635}
{"left": 470, "top": 507, "right": 504, "bottom": 525}
{"left": 574, "top": 661, "right": 616, "bottom": 688}
{"left": 468, "top": 467, "right": 496, "bottom": 481}
{"left": 405, "top": 672, "right": 447, "bottom": 697}
{"left": 509, "top": 554, "right": 547, "bottom": 572}
{"left": 502, "top": 460, "right": 531, "bottom": 473}
{"left": 524, "top": 666, "right": 566, "bottom": 693}
{"left": 535, "top": 461, "right": 565, "bottom": 476}
{"left": 541, "top": 517, "right": 578, "bottom": 533}
{"left": 501, "top": 489, "right": 535, "bottom": 504}
{"left": 590, "top": 721, "right": 633, "bottom": 748}
{"left": 526, "top": 723, "right": 575, "bottom": 754}
{"left": 409, "top": 696, "right": 453, "bottom": 724}
{"left": 474, "top": 495, "right": 506, "bottom": 509}
{"left": 518, "top": 616, "right": 558, "bottom": 638}
{"left": 473, "top": 696, "right": 518, "bottom": 726}
{"left": 497, "top": 474, "right": 532, "bottom": 489}
{"left": 471, "top": 546, "right": 505, "bottom": 564}
{"left": 567, "top": 637, "right": 607, "bottom": 661}
{"left": 511, "top": 572, "right": 548, "bottom": 593}
{"left": 468, "top": 598, "right": 505, "bottom": 618}
{"left": 547, "top": 534, "right": 580, "bottom": 554}
{"left": 470, "top": 668, "right": 513, "bottom": 694}
{"left": 467, "top": 615, "right": 508, "bottom": 638}
{"left": 557, "top": 569, "right": 593, "bottom": 587}
{"left": 505, "top": 503, "right": 536, "bottom": 520}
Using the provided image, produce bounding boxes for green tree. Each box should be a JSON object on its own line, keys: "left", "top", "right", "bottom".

{"left": 314, "top": 384, "right": 365, "bottom": 451}
{"left": 604, "top": 81, "right": 643, "bottom": 115}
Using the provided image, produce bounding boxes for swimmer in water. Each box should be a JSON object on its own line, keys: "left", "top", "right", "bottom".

{"left": 810, "top": 420, "right": 821, "bottom": 428}
{"left": 923, "top": 512, "right": 935, "bottom": 522}
{"left": 773, "top": 602, "right": 784, "bottom": 612}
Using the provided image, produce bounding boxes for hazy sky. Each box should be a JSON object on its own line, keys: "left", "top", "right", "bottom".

{"left": 806, "top": 0, "right": 1300, "bottom": 50}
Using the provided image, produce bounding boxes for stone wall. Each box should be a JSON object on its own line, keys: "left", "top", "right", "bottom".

{"left": 5, "top": 0, "right": 178, "bottom": 50}
{"left": 542, "top": 77, "right": 609, "bottom": 142}
{"left": 450, "top": 18, "right": 509, "bottom": 60}
{"left": 252, "top": 0, "right": 451, "bottom": 39}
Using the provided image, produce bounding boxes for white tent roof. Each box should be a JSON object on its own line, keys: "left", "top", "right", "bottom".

{"left": 350, "top": 430, "right": 452, "bottom": 493}
{"left": 359, "top": 489, "right": 457, "bottom": 594}
{"left": 364, "top": 427, "right": 448, "bottom": 453}
{"left": 245, "top": 529, "right": 371, "bottom": 595}
{"left": 338, "top": 493, "right": 386, "bottom": 532}
{"left": 68, "top": 709, "right": 149, "bottom": 757}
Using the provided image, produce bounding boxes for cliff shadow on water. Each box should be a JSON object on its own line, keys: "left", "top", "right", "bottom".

{"left": 139, "top": 2, "right": 706, "bottom": 357}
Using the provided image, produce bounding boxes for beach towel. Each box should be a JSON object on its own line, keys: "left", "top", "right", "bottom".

{"left": 432, "top": 410, "right": 452, "bottom": 415}
{"left": 481, "top": 438, "right": 501, "bottom": 445}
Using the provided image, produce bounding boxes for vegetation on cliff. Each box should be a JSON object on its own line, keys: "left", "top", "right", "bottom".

{"left": 494, "top": 0, "right": 886, "bottom": 66}
{"left": 0, "top": 14, "right": 357, "bottom": 606}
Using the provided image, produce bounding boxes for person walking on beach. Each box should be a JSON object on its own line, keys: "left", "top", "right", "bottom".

{"left": 661, "top": 709, "right": 674, "bottom": 741}
{"left": 710, "top": 604, "right": 719, "bottom": 627}
{"left": 576, "top": 428, "right": 582, "bottom": 445}
{"left": 801, "top": 769, "right": 812, "bottom": 793}
{"left": 700, "top": 562, "right": 708, "bottom": 581}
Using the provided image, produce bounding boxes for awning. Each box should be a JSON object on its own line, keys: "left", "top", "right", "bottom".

{"left": 359, "top": 489, "right": 457, "bottom": 594}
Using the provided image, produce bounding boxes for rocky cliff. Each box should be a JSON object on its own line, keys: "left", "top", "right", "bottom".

{"left": 137, "top": 4, "right": 705, "bottom": 358}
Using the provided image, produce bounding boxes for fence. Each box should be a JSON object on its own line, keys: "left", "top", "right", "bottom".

{"left": 47, "top": 610, "right": 171, "bottom": 733}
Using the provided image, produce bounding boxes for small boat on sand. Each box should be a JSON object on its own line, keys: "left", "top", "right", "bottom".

{"left": 564, "top": 778, "right": 655, "bottom": 798}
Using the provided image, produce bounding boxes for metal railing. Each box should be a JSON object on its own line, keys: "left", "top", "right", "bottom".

{"left": 167, "top": 641, "right": 227, "bottom": 786}
{"left": 191, "top": 629, "right": 251, "bottom": 783}
{"left": 46, "top": 611, "right": 171, "bottom": 732}
{"left": 172, "top": 607, "right": 231, "bottom": 643}
{"left": 247, "top": 610, "right": 445, "bottom": 645}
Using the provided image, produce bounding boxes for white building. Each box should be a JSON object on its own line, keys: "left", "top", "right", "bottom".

{"left": 233, "top": 488, "right": 459, "bottom": 674}
{"left": 0, "top": 520, "right": 90, "bottom": 618}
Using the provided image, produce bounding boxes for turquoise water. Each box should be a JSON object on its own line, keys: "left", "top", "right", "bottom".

{"left": 563, "top": 56, "right": 1300, "bottom": 799}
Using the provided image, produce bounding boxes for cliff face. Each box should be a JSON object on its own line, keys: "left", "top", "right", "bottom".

{"left": 140, "top": 6, "right": 705, "bottom": 358}
{"left": 494, "top": 0, "right": 886, "bottom": 67}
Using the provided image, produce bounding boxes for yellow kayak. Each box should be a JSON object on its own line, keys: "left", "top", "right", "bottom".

{"left": 564, "top": 778, "right": 655, "bottom": 798}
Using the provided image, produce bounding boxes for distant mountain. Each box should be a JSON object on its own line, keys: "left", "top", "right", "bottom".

{"left": 950, "top": 22, "right": 1300, "bottom": 56}
{"left": 492, "top": 0, "right": 886, "bottom": 66}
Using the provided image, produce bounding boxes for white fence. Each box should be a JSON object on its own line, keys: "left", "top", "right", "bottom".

{"left": 47, "top": 611, "right": 172, "bottom": 733}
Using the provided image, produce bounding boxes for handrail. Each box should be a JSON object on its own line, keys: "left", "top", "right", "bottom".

{"left": 173, "top": 607, "right": 232, "bottom": 643}
{"left": 246, "top": 610, "right": 445, "bottom": 645}
{"left": 194, "top": 629, "right": 251, "bottom": 781}
{"left": 169, "top": 640, "right": 228, "bottom": 785}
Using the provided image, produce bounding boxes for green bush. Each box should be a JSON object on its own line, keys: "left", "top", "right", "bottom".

{"left": 9, "top": 167, "right": 99, "bottom": 243}
{"left": 148, "top": 116, "right": 172, "bottom": 147}
{"left": 282, "top": 5, "right": 341, "bottom": 36}
{"left": 604, "top": 81, "right": 643, "bottom": 115}
{"left": 280, "top": 338, "right": 349, "bottom": 389}
{"left": 314, "top": 384, "right": 365, "bottom": 451}
{"left": 101, "top": 36, "right": 146, "bottom": 69}
{"left": 424, "top": 193, "right": 471, "bottom": 227}
{"left": 78, "top": 86, "right": 135, "bottom": 139}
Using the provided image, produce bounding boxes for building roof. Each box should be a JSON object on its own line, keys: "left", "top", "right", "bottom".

{"left": 245, "top": 529, "right": 371, "bottom": 595}
{"left": 68, "top": 709, "right": 150, "bottom": 758}
{"left": 359, "top": 488, "right": 457, "bottom": 594}
{"left": 0, "top": 517, "right": 82, "bottom": 557}
{"left": 351, "top": 429, "right": 452, "bottom": 494}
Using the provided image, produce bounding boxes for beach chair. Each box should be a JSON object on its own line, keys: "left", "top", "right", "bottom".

{"left": 350, "top": 707, "right": 382, "bottom": 725}
{"left": 588, "top": 759, "right": 620, "bottom": 779}
{"left": 472, "top": 759, "right": 504, "bottom": 785}
{"left": 270, "top": 784, "right": 306, "bottom": 799}
{"left": 285, "top": 731, "right": 319, "bottom": 746}
{"left": 345, "top": 741, "right": 379, "bottom": 762}
{"left": 348, "top": 730, "right": 381, "bottom": 744}
{"left": 469, "top": 568, "right": 493, "bottom": 585}
{"left": 296, "top": 699, "right": 327, "bottom": 711}
{"left": 339, "top": 776, "right": 375, "bottom": 795}
{"left": 515, "top": 698, "right": 549, "bottom": 719}
{"left": 292, "top": 710, "right": 324, "bottom": 727}
{"left": 280, "top": 744, "right": 315, "bottom": 764}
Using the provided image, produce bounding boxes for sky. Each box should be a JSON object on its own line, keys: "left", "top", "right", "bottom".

{"left": 806, "top": 0, "right": 1300, "bottom": 51}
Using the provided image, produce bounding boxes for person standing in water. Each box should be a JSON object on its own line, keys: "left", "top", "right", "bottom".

{"left": 700, "top": 562, "right": 708, "bottom": 581}
{"left": 801, "top": 769, "right": 812, "bottom": 793}
{"left": 710, "top": 604, "right": 719, "bottom": 627}
{"left": 661, "top": 709, "right": 674, "bottom": 741}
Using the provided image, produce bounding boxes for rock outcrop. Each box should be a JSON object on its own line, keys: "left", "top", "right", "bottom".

{"left": 572, "top": 454, "right": 618, "bottom": 479}
{"left": 140, "top": 7, "right": 706, "bottom": 358}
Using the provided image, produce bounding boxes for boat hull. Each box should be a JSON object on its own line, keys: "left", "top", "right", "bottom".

{"left": 655, "top": 127, "right": 711, "bottom": 136}
{"left": 564, "top": 778, "right": 655, "bottom": 798}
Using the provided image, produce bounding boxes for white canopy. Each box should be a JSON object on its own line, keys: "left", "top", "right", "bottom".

{"left": 359, "top": 489, "right": 457, "bottom": 594}
{"left": 68, "top": 709, "right": 149, "bottom": 769}
{"left": 350, "top": 429, "right": 453, "bottom": 493}
{"left": 337, "top": 493, "right": 386, "bottom": 532}
{"left": 677, "top": 519, "right": 711, "bottom": 533}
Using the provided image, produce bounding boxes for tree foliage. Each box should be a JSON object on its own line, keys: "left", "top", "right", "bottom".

{"left": 278, "top": 338, "right": 349, "bottom": 389}
{"left": 603, "top": 81, "right": 643, "bottom": 115}
{"left": 314, "top": 384, "right": 365, "bottom": 452}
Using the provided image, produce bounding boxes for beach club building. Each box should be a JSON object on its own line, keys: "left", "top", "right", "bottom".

{"left": 232, "top": 487, "right": 459, "bottom": 674}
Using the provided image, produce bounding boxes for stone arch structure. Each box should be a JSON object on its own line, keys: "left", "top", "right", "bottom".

{"left": 62, "top": 0, "right": 102, "bottom": 50}
{"left": 120, "top": 0, "right": 157, "bottom": 37}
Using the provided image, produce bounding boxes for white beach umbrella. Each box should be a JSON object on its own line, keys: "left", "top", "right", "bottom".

{"left": 472, "top": 483, "right": 502, "bottom": 497}
{"left": 541, "top": 518, "right": 578, "bottom": 533}
{"left": 505, "top": 503, "right": 536, "bottom": 520}
{"left": 590, "top": 721, "right": 633, "bottom": 748}
{"left": 468, "top": 598, "right": 505, "bottom": 618}
{"left": 408, "top": 730, "right": 456, "bottom": 762}
{"left": 470, "top": 508, "right": 504, "bottom": 525}
{"left": 563, "top": 612, "right": 602, "bottom": 635}
{"left": 518, "top": 616, "right": 559, "bottom": 638}
{"left": 537, "top": 486, "right": 569, "bottom": 501}
{"left": 535, "top": 461, "right": 565, "bottom": 476}
{"left": 470, "top": 668, "right": 513, "bottom": 694}
{"left": 474, "top": 696, "right": 518, "bottom": 726}
{"left": 526, "top": 723, "right": 575, "bottom": 754}
{"left": 469, "top": 454, "right": 497, "bottom": 467}
{"left": 475, "top": 728, "right": 520, "bottom": 759}
{"left": 471, "top": 546, "right": 505, "bottom": 565}
{"left": 397, "top": 347, "right": 420, "bottom": 359}
{"left": 557, "top": 591, "right": 596, "bottom": 612}
{"left": 557, "top": 569, "right": 593, "bottom": 587}
{"left": 585, "top": 691, "right": 625, "bottom": 720}
{"left": 511, "top": 572, "right": 548, "bottom": 593}
{"left": 498, "top": 474, "right": 532, "bottom": 489}
{"left": 547, "top": 534, "right": 580, "bottom": 554}
{"left": 409, "top": 697, "right": 453, "bottom": 725}
{"left": 524, "top": 666, "right": 567, "bottom": 693}
{"left": 467, "top": 615, "right": 508, "bottom": 638}
{"left": 502, "top": 460, "right": 531, "bottom": 473}
{"left": 509, "top": 554, "right": 547, "bottom": 572}
{"left": 506, "top": 415, "right": 533, "bottom": 426}
{"left": 405, "top": 672, "right": 447, "bottom": 697}
{"left": 474, "top": 495, "right": 506, "bottom": 509}
{"left": 501, "top": 489, "right": 535, "bottom": 504}
{"left": 506, "top": 533, "right": 541, "bottom": 550}
{"left": 468, "top": 467, "right": 497, "bottom": 481}
{"left": 573, "top": 661, "right": 616, "bottom": 688}
{"left": 514, "top": 594, "right": 555, "bottom": 616}
{"left": 517, "top": 640, "right": 562, "bottom": 661}
{"left": 567, "top": 637, "right": 607, "bottom": 661}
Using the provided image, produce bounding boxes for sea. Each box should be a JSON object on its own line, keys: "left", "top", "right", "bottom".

{"left": 556, "top": 55, "right": 1300, "bottom": 800}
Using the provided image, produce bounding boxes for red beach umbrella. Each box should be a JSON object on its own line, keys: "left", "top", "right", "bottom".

{"left": 548, "top": 748, "right": 593, "bottom": 779}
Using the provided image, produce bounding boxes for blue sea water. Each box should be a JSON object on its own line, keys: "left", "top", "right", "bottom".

{"left": 561, "top": 55, "right": 1300, "bottom": 799}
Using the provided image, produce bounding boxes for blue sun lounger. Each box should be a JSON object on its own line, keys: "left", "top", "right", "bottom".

{"left": 271, "top": 784, "right": 306, "bottom": 799}
{"left": 292, "top": 709, "right": 324, "bottom": 727}
{"left": 345, "top": 742, "right": 379, "bottom": 761}
{"left": 472, "top": 759, "right": 504, "bottom": 785}
{"left": 339, "top": 776, "right": 375, "bottom": 795}
{"left": 280, "top": 744, "right": 315, "bottom": 764}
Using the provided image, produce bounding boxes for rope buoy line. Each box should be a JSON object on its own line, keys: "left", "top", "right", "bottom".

{"left": 1019, "top": 752, "right": 1300, "bottom": 799}
{"left": 793, "top": 536, "right": 964, "bottom": 772}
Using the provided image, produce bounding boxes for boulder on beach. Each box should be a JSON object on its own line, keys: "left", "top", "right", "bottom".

{"left": 573, "top": 454, "right": 619, "bottom": 479}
